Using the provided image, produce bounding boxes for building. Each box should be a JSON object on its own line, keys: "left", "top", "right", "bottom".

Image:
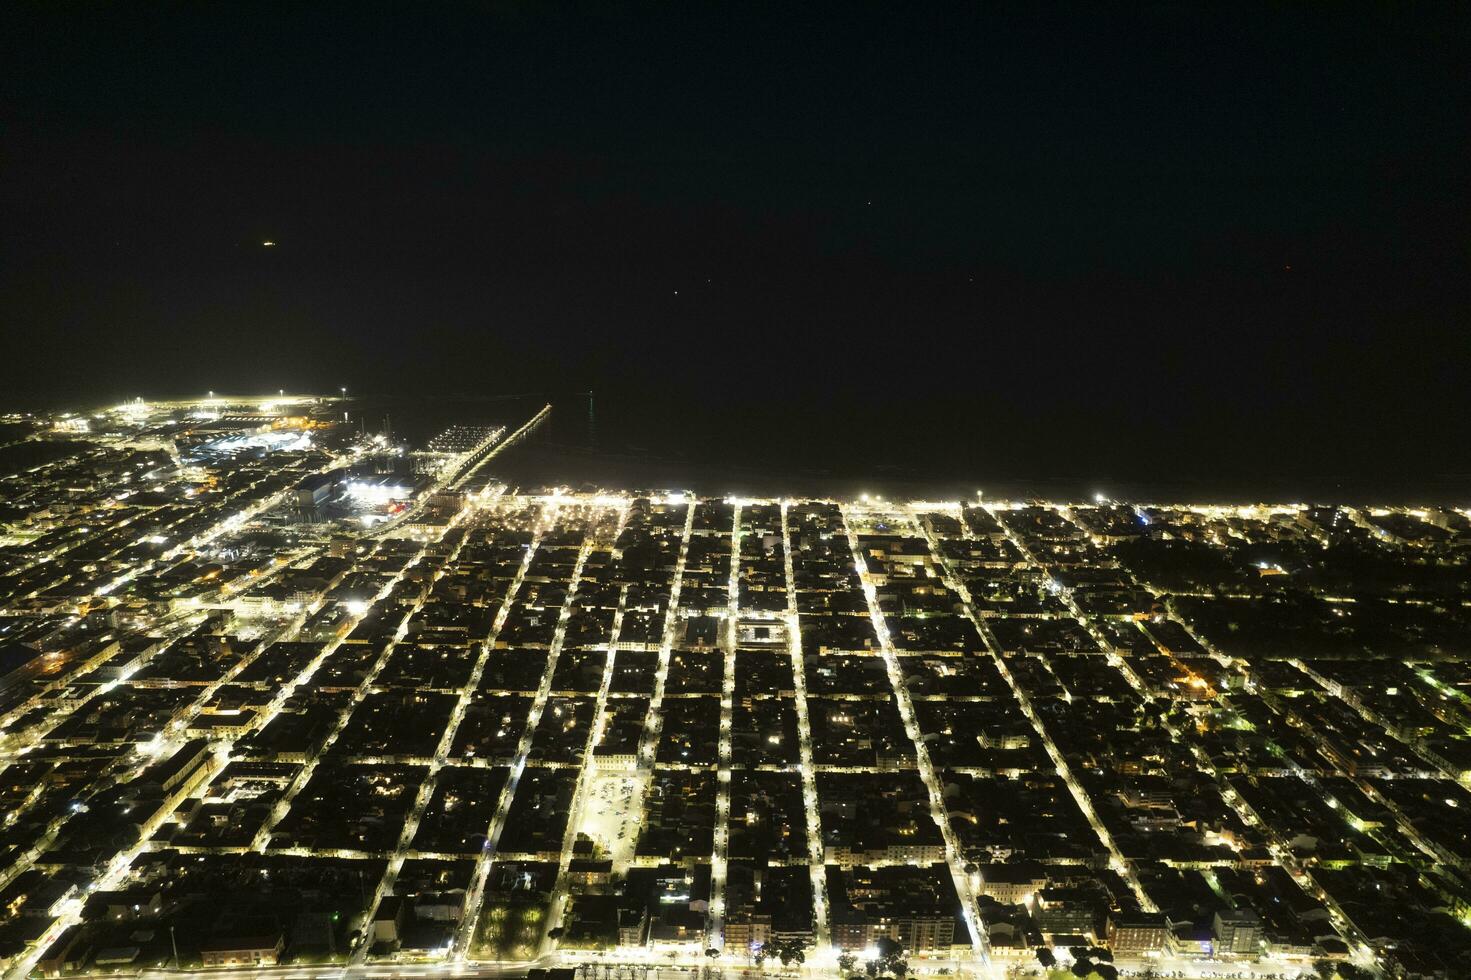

{"left": 827, "top": 865, "right": 962, "bottom": 952}
{"left": 35, "top": 925, "right": 88, "bottom": 978}
{"left": 829, "top": 914, "right": 956, "bottom": 953}
{"left": 1213, "top": 908, "right": 1264, "bottom": 957}
{"left": 86, "top": 888, "right": 161, "bottom": 921}
{"left": 648, "top": 906, "right": 706, "bottom": 948}
{"left": 1108, "top": 914, "right": 1169, "bottom": 956}
{"left": 977, "top": 862, "right": 1049, "bottom": 905}
{"left": 724, "top": 912, "right": 772, "bottom": 951}
{"left": 199, "top": 931, "right": 284, "bottom": 968}
{"left": 294, "top": 471, "right": 340, "bottom": 520}
{"left": 1169, "top": 923, "right": 1215, "bottom": 959}
{"left": 567, "top": 858, "right": 613, "bottom": 889}
{"left": 372, "top": 895, "right": 409, "bottom": 945}
{"left": 1033, "top": 888, "right": 1099, "bottom": 941}
{"left": 617, "top": 906, "right": 648, "bottom": 947}
{"left": 142, "top": 739, "right": 213, "bottom": 794}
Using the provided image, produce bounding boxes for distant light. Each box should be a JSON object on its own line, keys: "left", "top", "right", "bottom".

{"left": 1093, "top": 492, "right": 1107, "bottom": 504}
{"left": 262, "top": 240, "right": 276, "bottom": 247}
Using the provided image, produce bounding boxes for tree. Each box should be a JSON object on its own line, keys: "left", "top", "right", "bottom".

{"left": 1034, "top": 947, "right": 1056, "bottom": 969}
{"left": 706, "top": 948, "right": 720, "bottom": 959}
{"left": 757, "top": 937, "right": 809, "bottom": 970}
{"left": 855, "top": 936, "right": 907, "bottom": 978}
{"left": 1313, "top": 961, "right": 1337, "bottom": 980}
{"left": 838, "top": 952, "right": 857, "bottom": 974}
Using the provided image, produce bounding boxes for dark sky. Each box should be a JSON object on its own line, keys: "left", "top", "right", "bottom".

{"left": 3, "top": 3, "right": 1468, "bottom": 490}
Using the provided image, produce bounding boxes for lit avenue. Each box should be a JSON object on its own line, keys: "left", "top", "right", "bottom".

{"left": 1, "top": 397, "right": 1467, "bottom": 980}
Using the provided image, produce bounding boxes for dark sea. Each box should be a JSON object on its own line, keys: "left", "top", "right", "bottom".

{"left": 345, "top": 392, "right": 1468, "bottom": 506}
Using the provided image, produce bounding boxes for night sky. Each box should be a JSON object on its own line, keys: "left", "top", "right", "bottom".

{"left": 3, "top": 3, "right": 1468, "bottom": 492}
